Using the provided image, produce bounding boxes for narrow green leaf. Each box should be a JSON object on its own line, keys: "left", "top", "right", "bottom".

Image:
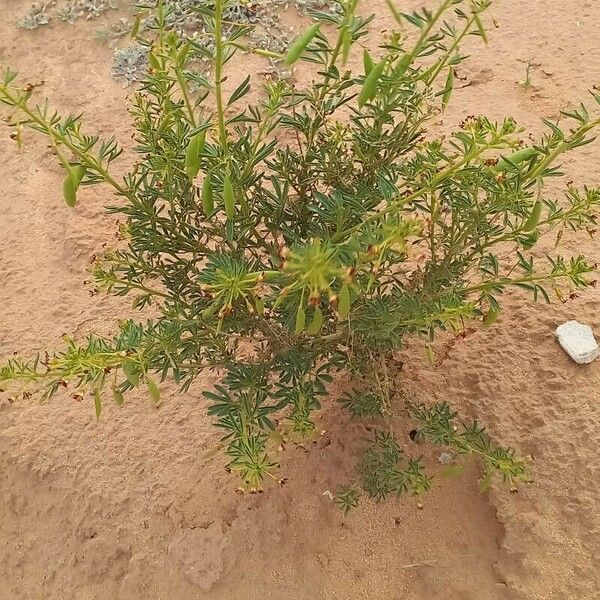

{"left": 285, "top": 23, "right": 320, "bottom": 66}
{"left": 358, "top": 59, "right": 386, "bottom": 107}
{"left": 227, "top": 75, "right": 251, "bottom": 106}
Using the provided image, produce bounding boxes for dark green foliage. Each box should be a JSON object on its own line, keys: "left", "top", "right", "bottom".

{"left": 1, "top": 0, "right": 599, "bottom": 502}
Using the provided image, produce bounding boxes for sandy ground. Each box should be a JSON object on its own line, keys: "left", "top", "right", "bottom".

{"left": 1, "top": 0, "right": 599, "bottom": 598}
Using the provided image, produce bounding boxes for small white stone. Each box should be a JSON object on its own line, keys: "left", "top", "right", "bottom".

{"left": 555, "top": 320, "right": 600, "bottom": 364}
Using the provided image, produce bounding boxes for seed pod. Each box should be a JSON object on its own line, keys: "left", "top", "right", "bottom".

{"left": 177, "top": 41, "right": 191, "bottom": 65}
{"left": 441, "top": 66, "right": 454, "bottom": 111}
{"left": 483, "top": 307, "right": 499, "bottom": 327}
{"left": 337, "top": 284, "right": 351, "bottom": 319}
{"left": 72, "top": 165, "right": 86, "bottom": 186}
{"left": 202, "top": 174, "right": 214, "bottom": 215}
{"left": 223, "top": 173, "right": 236, "bottom": 219}
{"left": 63, "top": 172, "right": 78, "bottom": 208}
{"left": 254, "top": 298, "right": 265, "bottom": 316}
{"left": 294, "top": 302, "right": 306, "bottom": 335}
{"left": 148, "top": 51, "right": 161, "bottom": 71}
{"left": 494, "top": 148, "right": 538, "bottom": 172}
{"left": 147, "top": 377, "right": 160, "bottom": 404}
{"left": 307, "top": 305, "right": 324, "bottom": 334}
{"left": 341, "top": 29, "right": 352, "bottom": 65}
{"left": 112, "top": 387, "right": 125, "bottom": 407}
{"left": 358, "top": 59, "right": 386, "bottom": 108}
{"left": 185, "top": 130, "right": 205, "bottom": 180}
{"left": 363, "top": 48, "right": 374, "bottom": 75}
{"left": 285, "top": 23, "right": 320, "bottom": 66}
{"left": 122, "top": 361, "right": 139, "bottom": 387}
{"left": 522, "top": 200, "right": 543, "bottom": 232}
{"left": 94, "top": 388, "right": 102, "bottom": 420}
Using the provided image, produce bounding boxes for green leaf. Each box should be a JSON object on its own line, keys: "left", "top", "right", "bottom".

{"left": 147, "top": 376, "right": 160, "bottom": 404}
{"left": 228, "top": 75, "right": 251, "bottom": 106}
{"left": 94, "top": 388, "right": 102, "bottom": 420}
{"left": 285, "top": 23, "right": 320, "bottom": 66}
{"left": 358, "top": 59, "right": 386, "bottom": 107}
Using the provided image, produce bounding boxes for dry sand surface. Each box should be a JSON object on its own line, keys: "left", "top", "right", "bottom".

{"left": 1, "top": 0, "right": 599, "bottom": 598}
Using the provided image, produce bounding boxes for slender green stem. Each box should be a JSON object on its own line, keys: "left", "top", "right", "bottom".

{"left": 213, "top": 0, "right": 228, "bottom": 151}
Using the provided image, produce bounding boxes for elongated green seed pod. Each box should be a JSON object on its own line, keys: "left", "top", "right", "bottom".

{"left": 441, "top": 66, "right": 454, "bottom": 111}
{"left": 147, "top": 377, "right": 160, "bottom": 404}
{"left": 202, "top": 175, "right": 214, "bottom": 215}
{"left": 254, "top": 298, "right": 265, "bottom": 316}
{"left": 522, "top": 200, "right": 543, "bottom": 232}
{"left": 94, "top": 388, "right": 102, "bottom": 419}
{"left": 307, "top": 306, "right": 324, "bottom": 334}
{"left": 295, "top": 302, "right": 306, "bottom": 335}
{"left": 148, "top": 51, "right": 161, "bottom": 71}
{"left": 363, "top": 48, "right": 374, "bottom": 75}
{"left": 223, "top": 173, "right": 236, "bottom": 219}
{"left": 337, "top": 284, "right": 351, "bottom": 319}
{"left": 483, "top": 307, "right": 499, "bottom": 327}
{"left": 494, "top": 148, "right": 538, "bottom": 172}
{"left": 72, "top": 165, "right": 86, "bottom": 185}
{"left": 62, "top": 165, "right": 86, "bottom": 208}
{"left": 112, "top": 387, "right": 125, "bottom": 406}
{"left": 177, "top": 42, "right": 191, "bottom": 65}
{"left": 358, "top": 59, "right": 386, "bottom": 107}
{"left": 185, "top": 131, "right": 205, "bottom": 180}
{"left": 341, "top": 29, "right": 352, "bottom": 65}
{"left": 63, "top": 173, "right": 77, "bottom": 208}
{"left": 285, "top": 23, "right": 320, "bottom": 66}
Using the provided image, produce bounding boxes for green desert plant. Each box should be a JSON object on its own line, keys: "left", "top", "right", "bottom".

{"left": 2, "top": 0, "right": 600, "bottom": 504}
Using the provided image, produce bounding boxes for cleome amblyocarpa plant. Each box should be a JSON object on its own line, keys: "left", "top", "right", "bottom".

{"left": 2, "top": 0, "right": 600, "bottom": 504}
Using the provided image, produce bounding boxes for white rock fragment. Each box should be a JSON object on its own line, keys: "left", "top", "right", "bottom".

{"left": 555, "top": 320, "right": 600, "bottom": 364}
